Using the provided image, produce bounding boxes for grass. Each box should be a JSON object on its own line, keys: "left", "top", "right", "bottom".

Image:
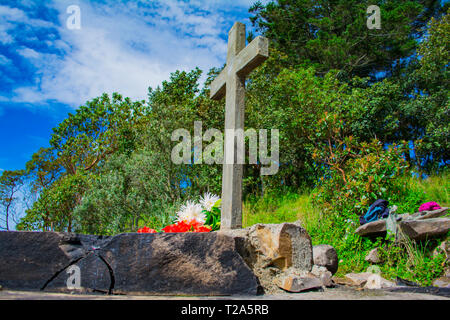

{"left": 242, "top": 173, "right": 449, "bottom": 285}
{"left": 243, "top": 192, "right": 317, "bottom": 227}
{"left": 413, "top": 172, "right": 449, "bottom": 207}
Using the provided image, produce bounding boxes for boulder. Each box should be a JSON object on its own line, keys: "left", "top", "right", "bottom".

{"left": 0, "top": 231, "right": 105, "bottom": 291}
{"left": 275, "top": 272, "right": 322, "bottom": 293}
{"left": 313, "top": 244, "right": 339, "bottom": 274}
{"left": 364, "top": 274, "right": 396, "bottom": 289}
{"left": 399, "top": 218, "right": 450, "bottom": 241}
{"left": 432, "top": 277, "right": 450, "bottom": 288}
{"left": 356, "top": 210, "right": 450, "bottom": 240}
{"left": 311, "top": 265, "right": 333, "bottom": 287}
{"left": 0, "top": 231, "right": 259, "bottom": 296}
{"left": 355, "top": 220, "right": 386, "bottom": 237}
{"left": 98, "top": 232, "right": 259, "bottom": 295}
{"left": 365, "top": 248, "right": 382, "bottom": 264}
{"left": 331, "top": 276, "right": 355, "bottom": 286}
{"left": 416, "top": 207, "right": 448, "bottom": 220}
{"left": 344, "top": 272, "right": 374, "bottom": 287}
{"left": 219, "top": 222, "right": 313, "bottom": 294}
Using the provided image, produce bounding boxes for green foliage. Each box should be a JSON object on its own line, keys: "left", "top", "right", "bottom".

{"left": 17, "top": 172, "right": 89, "bottom": 232}
{"left": 411, "top": 9, "right": 450, "bottom": 169}
{"left": 378, "top": 236, "right": 447, "bottom": 286}
{"left": 249, "top": 0, "right": 440, "bottom": 79}
{"left": 243, "top": 181, "right": 448, "bottom": 285}
{"left": 0, "top": 170, "right": 25, "bottom": 230}
{"left": 203, "top": 199, "right": 222, "bottom": 231}
{"left": 72, "top": 151, "right": 179, "bottom": 235}
{"left": 10, "top": 1, "right": 448, "bottom": 293}
{"left": 313, "top": 139, "right": 410, "bottom": 218}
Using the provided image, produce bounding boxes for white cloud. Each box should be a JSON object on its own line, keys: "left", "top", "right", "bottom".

{"left": 0, "top": 54, "right": 11, "bottom": 65}
{"left": 0, "top": 23, "right": 14, "bottom": 44}
{"left": 8, "top": 0, "right": 256, "bottom": 107}
{"left": 17, "top": 47, "right": 40, "bottom": 59}
{"left": 0, "top": 5, "right": 27, "bottom": 21}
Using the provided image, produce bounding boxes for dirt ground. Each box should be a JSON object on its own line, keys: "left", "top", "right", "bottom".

{"left": 0, "top": 286, "right": 448, "bottom": 300}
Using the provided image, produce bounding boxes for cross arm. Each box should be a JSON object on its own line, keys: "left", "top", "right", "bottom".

{"left": 235, "top": 36, "right": 269, "bottom": 78}
{"left": 209, "top": 36, "right": 269, "bottom": 101}
{"left": 210, "top": 67, "right": 227, "bottom": 100}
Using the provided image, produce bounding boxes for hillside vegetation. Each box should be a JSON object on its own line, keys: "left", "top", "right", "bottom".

{"left": 1, "top": 0, "right": 449, "bottom": 285}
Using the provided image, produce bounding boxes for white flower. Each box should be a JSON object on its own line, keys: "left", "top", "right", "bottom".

{"left": 176, "top": 201, "right": 206, "bottom": 224}
{"left": 199, "top": 192, "right": 220, "bottom": 212}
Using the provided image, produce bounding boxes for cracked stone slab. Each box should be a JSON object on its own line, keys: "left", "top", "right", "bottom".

{"left": 97, "top": 232, "right": 259, "bottom": 295}
{"left": 0, "top": 231, "right": 103, "bottom": 290}
{"left": 42, "top": 252, "right": 112, "bottom": 294}
{"left": 0, "top": 231, "right": 259, "bottom": 296}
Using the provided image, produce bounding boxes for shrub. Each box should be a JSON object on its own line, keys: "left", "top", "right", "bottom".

{"left": 312, "top": 139, "right": 410, "bottom": 220}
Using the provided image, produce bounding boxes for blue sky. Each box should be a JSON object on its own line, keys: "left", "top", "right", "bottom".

{"left": 0, "top": 0, "right": 261, "bottom": 172}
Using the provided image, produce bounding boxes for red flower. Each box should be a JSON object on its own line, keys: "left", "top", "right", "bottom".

{"left": 137, "top": 226, "right": 157, "bottom": 233}
{"left": 193, "top": 225, "right": 212, "bottom": 232}
{"left": 162, "top": 221, "right": 190, "bottom": 233}
{"left": 162, "top": 220, "right": 212, "bottom": 233}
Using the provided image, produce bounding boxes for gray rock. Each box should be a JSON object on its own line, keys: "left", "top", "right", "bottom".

{"left": 364, "top": 274, "right": 396, "bottom": 289}
{"left": 355, "top": 220, "right": 386, "bottom": 237}
{"left": 399, "top": 218, "right": 450, "bottom": 240}
{"left": 219, "top": 222, "right": 314, "bottom": 294}
{"left": 416, "top": 207, "right": 448, "bottom": 220}
{"left": 275, "top": 273, "right": 322, "bottom": 293}
{"left": 432, "top": 276, "right": 450, "bottom": 288}
{"left": 43, "top": 251, "right": 113, "bottom": 294}
{"left": 356, "top": 213, "right": 450, "bottom": 241}
{"left": 365, "top": 248, "right": 382, "bottom": 264}
{"left": 99, "top": 232, "right": 259, "bottom": 295}
{"left": 0, "top": 231, "right": 259, "bottom": 296}
{"left": 0, "top": 231, "right": 105, "bottom": 291}
{"left": 344, "top": 272, "right": 374, "bottom": 287}
{"left": 311, "top": 265, "right": 333, "bottom": 287}
{"left": 313, "top": 244, "right": 338, "bottom": 274}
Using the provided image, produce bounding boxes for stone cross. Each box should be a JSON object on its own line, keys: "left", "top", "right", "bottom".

{"left": 210, "top": 22, "right": 269, "bottom": 230}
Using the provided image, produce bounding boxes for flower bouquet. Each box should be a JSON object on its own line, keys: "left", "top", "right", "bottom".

{"left": 137, "top": 193, "right": 221, "bottom": 233}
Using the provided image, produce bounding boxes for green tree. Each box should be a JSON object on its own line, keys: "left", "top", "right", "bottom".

{"left": 72, "top": 69, "right": 224, "bottom": 234}
{"left": 249, "top": 0, "right": 442, "bottom": 79}
{"left": 18, "top": 93, "right": 145, "bottom": 232}
{"left": 17, "top": 172, "right": 89, "bottom": 232}
{"left": 408, "top": 8, "right": 450, "bottom": 169}
{"left": 0, "top": 170, "right": 25, "bottom": 230}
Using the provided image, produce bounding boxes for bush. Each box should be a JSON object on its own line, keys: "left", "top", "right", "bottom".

{"left": 312, "top": 139, "right": 410, "bottom": 220}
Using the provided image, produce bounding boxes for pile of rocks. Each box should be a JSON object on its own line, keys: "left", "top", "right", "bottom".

{"left": 220, "top": 222, "right": 336, "bottom": 294}
{"left": 355, "top": 207, "right": 450, "bottom": 240}
{"left": 353, "top": 207, "right": 450, "bottom": 289}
